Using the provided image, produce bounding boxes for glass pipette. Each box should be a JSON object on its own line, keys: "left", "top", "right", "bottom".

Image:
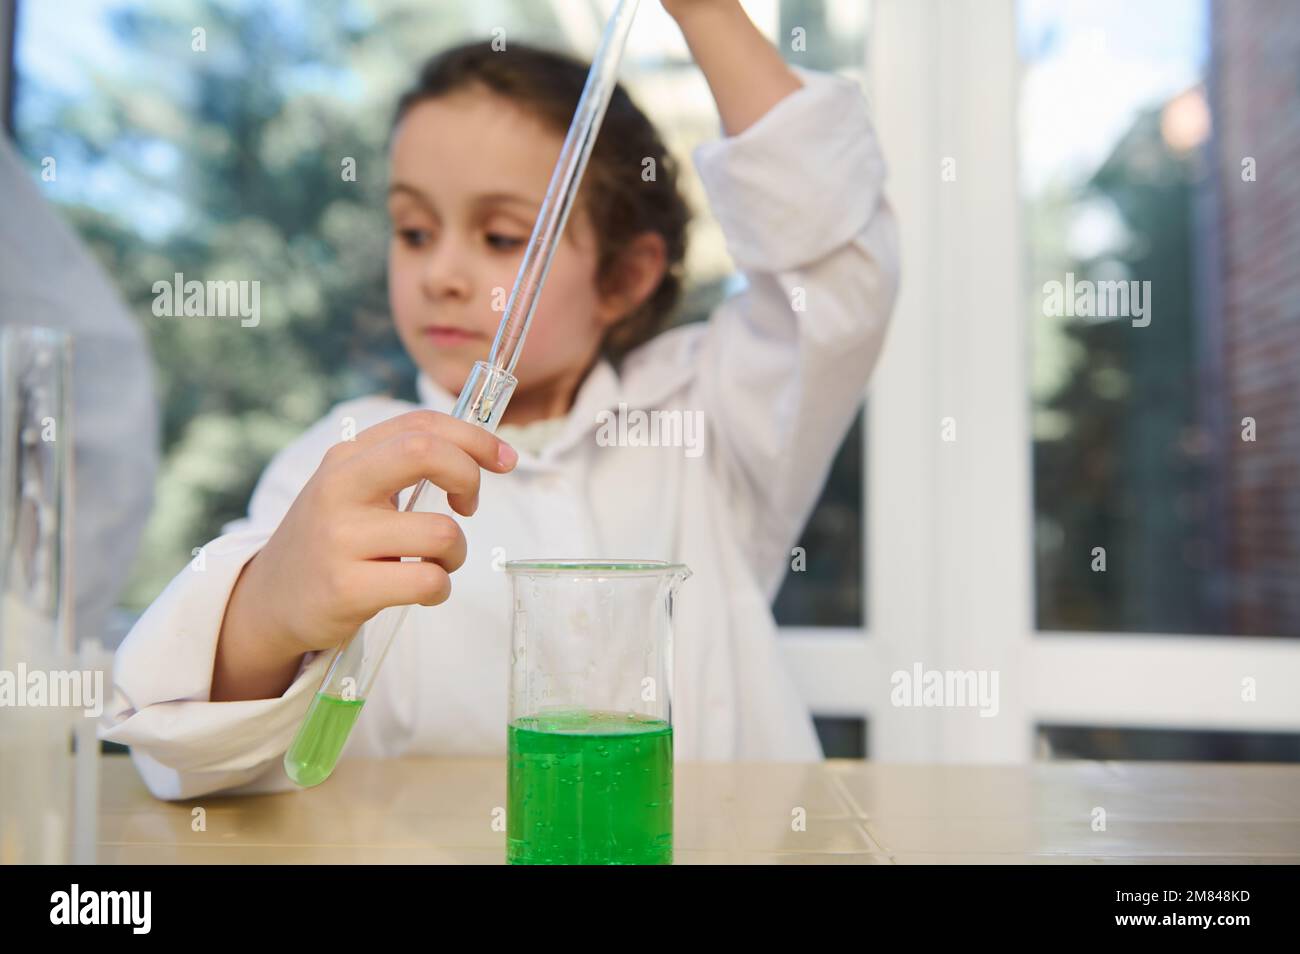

{"left": 284, "top": 0, "right": 644, "bottom": 787}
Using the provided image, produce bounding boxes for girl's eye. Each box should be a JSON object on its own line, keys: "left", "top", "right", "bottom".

{"left": 397, "top": 227, "right": 432, "bottom": 248}
{"left": 486, "top": 233, "right": 525, "bottom": 251}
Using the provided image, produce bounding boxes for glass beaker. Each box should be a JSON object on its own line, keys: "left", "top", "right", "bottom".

{"left": 0, "top": 325, "right": 75, "bottom": 864}
{"left": 505, "top": 559, "right": 690, "bottom": 865}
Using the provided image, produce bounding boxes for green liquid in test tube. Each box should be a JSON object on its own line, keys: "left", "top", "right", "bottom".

{"left": 283, "top": 693, "right": 365, "bottom": 788}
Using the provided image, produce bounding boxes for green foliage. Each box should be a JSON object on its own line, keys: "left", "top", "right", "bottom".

{"left": 1032, "top": 107, "right": 1212, "bottom": 632}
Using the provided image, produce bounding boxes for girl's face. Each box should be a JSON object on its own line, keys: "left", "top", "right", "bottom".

{"left": 387, "top": 87, "right": 625, "bottom": 419}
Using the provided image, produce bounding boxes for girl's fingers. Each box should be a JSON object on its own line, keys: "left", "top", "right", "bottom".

{"left": 349, "top": 510, "right": 467, "bottom": 570}
{"left": 352, "top": 560, "right": 453, "bottom": 612}
{"left": 335, "top": 431, "right": 482, "bottom": 512}
{"left": 321, "top": 410, "right": 516, "bottom": 474}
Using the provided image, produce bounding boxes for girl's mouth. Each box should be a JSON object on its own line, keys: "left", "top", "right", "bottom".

{"left": 423, "top": 325, "right": 486, "bottom": 347}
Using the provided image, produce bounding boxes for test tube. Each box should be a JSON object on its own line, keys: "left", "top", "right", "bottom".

{"left": 284, "top": 0, "right": 643, "bottom": 787}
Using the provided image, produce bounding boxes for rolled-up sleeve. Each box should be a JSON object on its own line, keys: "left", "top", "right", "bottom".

{"left": 689, "top": 64, "right": 900, "bottom": 599}
{"left": 98, "top": 418, "right": 340, "bottom": 800}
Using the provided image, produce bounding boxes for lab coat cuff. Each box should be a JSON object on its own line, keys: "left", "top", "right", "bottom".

{"left": 691, "top": 64, "right": 887, "bottom": 273}
{"left": 100, "top": 527, "right": 330, "bottom": 775}
{"left": 104, "top": 651, "right": 331, "bottom": 778}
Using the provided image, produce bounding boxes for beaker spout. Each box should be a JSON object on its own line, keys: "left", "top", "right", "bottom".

{"left": 660, "top": 563, "right": 692, "bottom": 600}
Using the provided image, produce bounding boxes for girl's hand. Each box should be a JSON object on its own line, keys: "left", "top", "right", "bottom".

{"left": 223, "top": 411, "right": 517, "bottom": 661}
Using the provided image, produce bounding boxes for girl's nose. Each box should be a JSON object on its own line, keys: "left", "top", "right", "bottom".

{"left": 420, "top": 236, "right": 473, "bottom": 301}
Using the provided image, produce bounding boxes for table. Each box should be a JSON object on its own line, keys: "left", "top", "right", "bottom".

{"left": 97, "top": 755, "right": 1300, "bottom": 864}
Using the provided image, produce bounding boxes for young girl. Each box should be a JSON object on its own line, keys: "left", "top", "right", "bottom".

{"left": 102, "top": 0, "right": 899, "bottom": 799}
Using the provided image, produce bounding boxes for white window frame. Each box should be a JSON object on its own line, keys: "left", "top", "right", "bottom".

{"left": 777, "top": 0, "right": 1300, "bottom": 762}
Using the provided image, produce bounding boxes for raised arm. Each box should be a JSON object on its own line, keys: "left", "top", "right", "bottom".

{"left": 663, "top": 0, "right": 804, "bottom": 137}
{"left": 657, "top": 3, "right": 900, "bottom": 598}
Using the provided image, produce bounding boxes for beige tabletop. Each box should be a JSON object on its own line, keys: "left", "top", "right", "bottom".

{"left": 97, "top": 754, "right": 1300, "bottom": 864}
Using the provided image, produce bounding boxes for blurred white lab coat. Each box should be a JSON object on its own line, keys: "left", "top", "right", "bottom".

{"left": 100, "top": 65, "right": 899, "bottom": 799}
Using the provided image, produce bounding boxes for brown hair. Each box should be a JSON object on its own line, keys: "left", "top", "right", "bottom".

{"left": 393, "top": 40, "right": 691, "bottom": 364}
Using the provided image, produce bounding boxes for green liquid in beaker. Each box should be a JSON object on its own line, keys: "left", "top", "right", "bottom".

{"left": 284, "top": 692, "right": 365, "bottom": 788}
{"left": 507, "top": 709, "right": 673, "bottom": 865}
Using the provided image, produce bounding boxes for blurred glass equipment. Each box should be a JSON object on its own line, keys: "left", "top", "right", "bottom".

{"left": 0, "top": 324, "right": 74, "bottom": 863}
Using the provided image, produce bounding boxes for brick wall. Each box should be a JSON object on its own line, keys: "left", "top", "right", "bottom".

{"left": 1212, "top": 0, "right": 1300, "bottom": 636}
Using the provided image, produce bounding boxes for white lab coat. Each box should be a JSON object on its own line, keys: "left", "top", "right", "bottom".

{"left": 100, "top": 64, "right": 899, "bottom": 800}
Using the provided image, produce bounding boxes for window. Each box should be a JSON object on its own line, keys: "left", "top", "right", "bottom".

{"left": 1021, "top": 0, "right": 1300, "bottom": 638}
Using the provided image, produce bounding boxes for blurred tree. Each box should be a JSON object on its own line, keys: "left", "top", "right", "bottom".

{"left": 1034, "top": 104, "right": 1213, "bottom": 633}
